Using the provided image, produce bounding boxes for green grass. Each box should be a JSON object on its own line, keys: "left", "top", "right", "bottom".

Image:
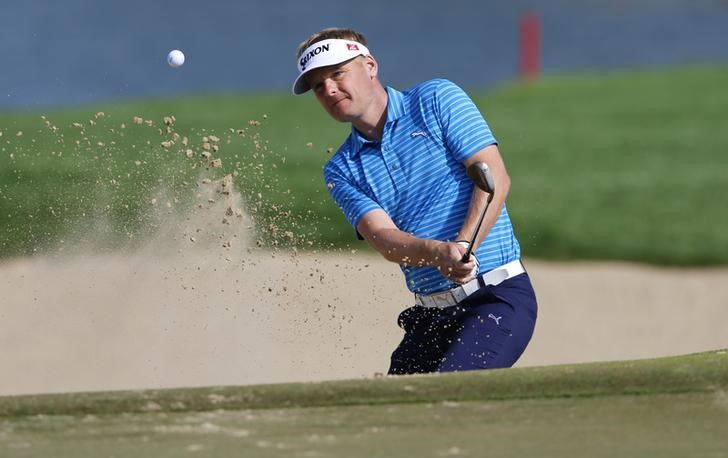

{"left": 1, "top": 65, "right": 727, "bottom": 264}
{"left": 480, "top": 65, "right": 728, "bottom": 265}
{"left": 1, "top": 350, "right": 726, "bottom": 457}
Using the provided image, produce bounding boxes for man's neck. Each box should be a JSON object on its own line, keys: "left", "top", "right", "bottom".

{"left": 352, "top": 86, "right": 388, "bottom": 142}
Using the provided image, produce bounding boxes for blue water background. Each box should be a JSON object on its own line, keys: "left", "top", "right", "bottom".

{"left": 1, "top": 0, "right": 727, "bottom": 110}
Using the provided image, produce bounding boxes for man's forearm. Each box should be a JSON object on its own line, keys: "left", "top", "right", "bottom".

{"left": 367, "top": 227, "right": 442, "bottom": 266}
{"left": 456, "top": 145, "right": 512, "bottom": 251}
{"left": 455, "top": 183, "right": 508, "bottom": 251}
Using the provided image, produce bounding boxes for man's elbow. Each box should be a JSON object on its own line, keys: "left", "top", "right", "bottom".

{"left": 499, "top": 172, "right": 512, "bottom": 199}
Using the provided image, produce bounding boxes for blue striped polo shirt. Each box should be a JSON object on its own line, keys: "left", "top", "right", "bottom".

{"left": 324, "top": 79, "right": 521, "bottom": 295}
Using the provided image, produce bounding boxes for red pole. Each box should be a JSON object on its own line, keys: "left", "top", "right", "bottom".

{"left": 519, "top": 11, "right": 542, "bottom": 81}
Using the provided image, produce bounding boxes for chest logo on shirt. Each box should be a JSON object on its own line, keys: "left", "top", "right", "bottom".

{"left": 410, "top": 131, "right": 428, "bottom": 138}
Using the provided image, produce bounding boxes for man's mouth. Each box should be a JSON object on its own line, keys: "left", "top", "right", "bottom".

{"left": 331, "top": 97, "right": 348, "bottom": 109}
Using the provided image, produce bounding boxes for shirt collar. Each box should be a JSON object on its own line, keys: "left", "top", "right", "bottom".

{"left": 385, "top": 86, "right": 406, "bottom": 121}
{"left": 348, "top": 86, "right": 407, "bottom": 156}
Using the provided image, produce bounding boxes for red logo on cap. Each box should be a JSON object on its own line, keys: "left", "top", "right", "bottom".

{"left": 346, "top": 43, "right": 359, "bottom": 51}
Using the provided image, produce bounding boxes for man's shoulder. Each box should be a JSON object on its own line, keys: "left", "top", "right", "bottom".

{"left": 400, "top": 79, "right": 469, "bottom": 112}
{"left": 405, "top": 78, "right": 460, "bottom": 97}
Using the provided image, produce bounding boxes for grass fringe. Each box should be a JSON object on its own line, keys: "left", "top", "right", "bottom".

{"left": 1, "top": 350, "right": 725, "bottom": 418}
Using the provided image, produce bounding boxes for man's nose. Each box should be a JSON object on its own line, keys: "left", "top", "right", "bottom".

{"left": 323, "top": 78, "right": 338, "bottom": 95}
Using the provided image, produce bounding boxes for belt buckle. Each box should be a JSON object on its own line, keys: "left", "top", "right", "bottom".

{"left": 417, "top": 286, "right": 463, "bottom": 309}
{"left": 433, "top": 291, "right": 455, "bottom": 308}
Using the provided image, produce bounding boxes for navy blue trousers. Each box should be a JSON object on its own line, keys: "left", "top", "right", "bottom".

{"left": 388, "top": 273, "right": 538, "bottom": 374}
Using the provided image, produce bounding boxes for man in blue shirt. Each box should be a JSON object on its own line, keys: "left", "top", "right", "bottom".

{"left": 293, "top": 28, "right": 538, "bottom": 374}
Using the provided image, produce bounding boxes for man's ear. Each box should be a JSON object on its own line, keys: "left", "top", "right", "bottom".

{"left": 365, "top": 55, "right": 378, "bottom": 78}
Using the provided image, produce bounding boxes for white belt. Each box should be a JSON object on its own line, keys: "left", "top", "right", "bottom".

{"left": 414, "top": 260, "right": 525, "bottom": 309}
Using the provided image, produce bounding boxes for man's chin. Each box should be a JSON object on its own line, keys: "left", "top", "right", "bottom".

{"left": 329, "top": 110, "right": 354, "bottom": 123}
{"left": 329, "top": 99, "right": 354, "bottom": 120}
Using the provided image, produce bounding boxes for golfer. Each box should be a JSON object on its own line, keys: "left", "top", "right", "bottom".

{"left": 293, "top": 28, "right": 538, "bottom": 374}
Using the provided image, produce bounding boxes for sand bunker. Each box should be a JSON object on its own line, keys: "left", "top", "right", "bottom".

{"left": 2, "top": 237, "right": 726, "bottom": 396}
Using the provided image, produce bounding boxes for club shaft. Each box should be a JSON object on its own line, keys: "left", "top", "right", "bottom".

{"left": 461, "top": 195, "right": 493, "bottom": 262}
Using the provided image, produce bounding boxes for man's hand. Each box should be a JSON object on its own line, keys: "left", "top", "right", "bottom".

{"left": 435, "top": 242, "right": 478, "bottom": 285}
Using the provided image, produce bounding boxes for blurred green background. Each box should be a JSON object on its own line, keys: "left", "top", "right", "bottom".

{"left": 2, "top": 65, "right": 727, "bottom": 265}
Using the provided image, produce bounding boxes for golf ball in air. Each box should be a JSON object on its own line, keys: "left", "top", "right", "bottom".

{"left": 167, "top": 49, "right": 185, "bottom": 67}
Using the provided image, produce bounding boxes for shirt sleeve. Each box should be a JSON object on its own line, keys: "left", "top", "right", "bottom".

{"left": 433, "top": 80, "right": 497, "bottom": 162}
{"left": 323, "top": 160, "right": 382, "bottom": 232}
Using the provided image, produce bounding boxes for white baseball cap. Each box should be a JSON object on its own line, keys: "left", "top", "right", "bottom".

{"left": 292, "top": 38, "right": 371, "bottom": 95}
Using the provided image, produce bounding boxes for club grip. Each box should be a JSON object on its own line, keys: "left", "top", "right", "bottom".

{"left": 460, "top": 246, "right": 473, "bottom": 263}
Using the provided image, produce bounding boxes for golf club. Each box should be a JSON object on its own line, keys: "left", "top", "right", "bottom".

{"left": 461, "top": 162, "right": 495, "bottom": 262}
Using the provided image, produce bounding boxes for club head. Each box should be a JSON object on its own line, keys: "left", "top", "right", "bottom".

{"left": 466, "top": 162, "right": 495, "bottom": 194}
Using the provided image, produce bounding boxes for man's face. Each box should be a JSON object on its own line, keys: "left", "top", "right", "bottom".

{"left": 306, "top": 56, "right": 377, "bottom": 123}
